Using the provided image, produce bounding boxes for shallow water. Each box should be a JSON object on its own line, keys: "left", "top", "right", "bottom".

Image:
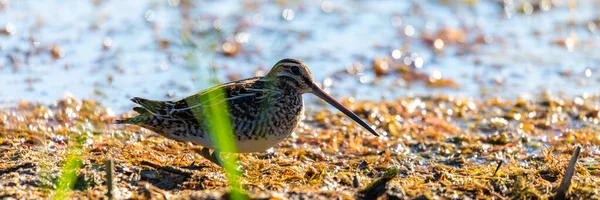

{"left": 1, "top": 0, "right": 599, "bottom": 112}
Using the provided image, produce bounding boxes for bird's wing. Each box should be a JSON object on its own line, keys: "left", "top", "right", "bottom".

{"left": 132, "top": 77, "right": 277, "bottom": 124}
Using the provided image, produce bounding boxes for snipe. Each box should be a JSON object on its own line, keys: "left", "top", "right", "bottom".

{"left": 116, "top": 58, "right": 379, "bottom": 166}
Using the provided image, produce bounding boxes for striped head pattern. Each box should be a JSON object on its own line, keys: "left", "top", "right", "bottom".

{"left": 266, "top": 58, "right": 314, "bottom": 94}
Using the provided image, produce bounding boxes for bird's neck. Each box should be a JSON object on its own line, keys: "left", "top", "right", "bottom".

{"left": 279, "top": 77, "right": 304, "bottom": 93}
{"left": 260, "top": 76, "right": 302, "bottom": 94}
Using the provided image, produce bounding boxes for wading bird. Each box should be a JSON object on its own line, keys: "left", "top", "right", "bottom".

{"left": 116, "top": 58, "right": 379, "bottom": 166}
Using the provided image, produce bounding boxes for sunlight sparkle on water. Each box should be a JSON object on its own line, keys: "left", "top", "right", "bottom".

{"left": 359, "top": 76, "right": 368, "bottom": 83}
{"left": 321, "top": 1, "right": 334, "bottom": 13}
{"left": 574, "top": 97, "right": 584, "bottom": 105}
{"left": 391, "top": 49, "right": 402, "bottom": 59}
{"left": 431, "top": 70, "right": 442, "bottom": 80}
{"left": 539, "top": 0, "right": 552, "bottom": 11}
{"left": 222, "top": 42, "right": 236, "bottom": 54}
{"left": 160, "top": 62, "right": 169, "bottom": 71}
{"left": 503, "top": 0, "right": 515, "bottom": 18}
{"left": 411, "top": 53, "right": 423, "bottom": 68}
{"left": 235, "top": 32, "right": 250, "bottom": 44}
{"left": 391, "top": 15, "right": 402, "bottom": 27}
{"left": 565, "top": 35, "right": 576, "bottom": 52}
{"left": 323, "top": 77, "right": 333, "bottom": 87}
{"left": 212, "top": 19, "right": 222, "bottom": 30}
{"left": 588, "top": 21, "right": 597, "bottom": 33}
{"left": 0, "top": 0, "right": 8, "bottom": 10}
{"left": 144, "top": 10, "right": 155, "bottom": 22}
{"left": 4, "top": 22, "right": 15, "bottom": 35}
{"left": 252, "top": 14, "right": 264, "bottom": 25}
{"left": 403, "top": 57, "right": 412, "bottom": 66}
{"left": 522, "top": 2, "right": 533, "bottom": 15}
{"left": 404, "top": 25, "right": 415, "bottom": 36}
{"left": 585, "top": 68, "right": 592, "bottom": 77}
{"left": 103, "top": 37, "right": 112, "bottom": 49}
{"left": 513, "top": 113, "right": 521, "bottom": 120}
{"left": 168, "top": 0, "right": 180, "bottom": 7}
{"left": 434, "top": 39, "right": 444, "bottom": 50}
{"left": 282, "top": 9, "right": 295, "bottom": 21}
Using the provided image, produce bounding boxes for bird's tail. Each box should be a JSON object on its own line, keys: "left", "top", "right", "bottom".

{"left": 114, "top": 104, "right": 155, "bottom": 125}
{"left": 114, "top": 113, "right": 153, "bottom": 125}
{"left": 113, "top": 119, "right": 129, "bottom": 124}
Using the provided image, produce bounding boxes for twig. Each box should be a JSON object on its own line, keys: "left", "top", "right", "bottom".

{"left": 105, "top": 157, "right": 114, "bottom": 200}
{"left": 140, "top": 160, "right": 193, "bottom": 177}
{"left": 553, "top": 146, "right": 581, "bottom": 200}
{"left": 493, "top": 160, "right": 503, "bottom": 176}
{"left": 139, "top": 181, "right": 169, "bottom": 199}
{"left": 0, "top": 162, "right": 36, "bottom": 175}
{"left": 353, "top": 175, "right": 360, "bottom": 188}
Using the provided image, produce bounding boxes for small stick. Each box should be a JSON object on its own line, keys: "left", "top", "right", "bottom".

{"left": 357, "top": 168, "right": 398, "bottom": 199}
{"left": 140, "top": 160, "right": 193, "bottom": 177}
{"left": 493, "top": 160, "right": 503, "bottom": 176}
{"left": 105, "top": 157, "right": 114, "bottom": 200}
{"left": 554, "top": 146, "right": 581, "bottom": 200}
{"left": 0, "top": 162, "right": 35, "bottom": 175}
{"left": 353, "top": 174, "right": 360, "bottom": 188}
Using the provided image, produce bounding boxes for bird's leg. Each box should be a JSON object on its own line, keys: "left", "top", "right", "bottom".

{"left": 200, "top": 147, "right": 222, "bottom": 166}
{"left": 211, "top": 149, "right": 223, "bottom": 166}
{"left": 216, "top": 151, "right": 245, "bottom": 177}
{"left": 200, "top": 148, "right": 244, "bottom": 175}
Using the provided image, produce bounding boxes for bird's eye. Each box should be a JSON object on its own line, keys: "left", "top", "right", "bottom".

{"left": 291, "top": 66, "right": 300, "bottom": 75}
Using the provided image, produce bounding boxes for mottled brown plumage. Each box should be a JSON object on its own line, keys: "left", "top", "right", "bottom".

{"left": 116, "top": 58, "right": 379, "bottom": 165}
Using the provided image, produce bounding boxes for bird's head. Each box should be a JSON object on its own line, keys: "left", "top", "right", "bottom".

{"left": 266, "top": 58, "right": 314, "bottom": 94}
{"left": 266, "top": 58, "right": 380, "bottom": 137}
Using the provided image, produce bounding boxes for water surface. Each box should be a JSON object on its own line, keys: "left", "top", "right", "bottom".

{"left": 1, "top": 0, "right": 599, "bottom": 112}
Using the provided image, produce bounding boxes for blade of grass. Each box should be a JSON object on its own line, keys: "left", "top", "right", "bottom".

{"left": 197, "top": 84, "right": 245, "bottom": 199}
{"left": 553, "top": 146, "right": 581, "bottom": 200}
{"left": 54, "top": 148, "right": 83, "bottom": 199}
{"left": 187, "top": 58, "right": 246, "bottom": 199}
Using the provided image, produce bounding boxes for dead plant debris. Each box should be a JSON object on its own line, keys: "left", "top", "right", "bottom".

{"left": 0, "top": 95, "right": 599, "bottom": 199}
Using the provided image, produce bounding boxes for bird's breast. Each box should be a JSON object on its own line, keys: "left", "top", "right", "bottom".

{"left": 230, "top": 92, "right": 304, "bottom": 152}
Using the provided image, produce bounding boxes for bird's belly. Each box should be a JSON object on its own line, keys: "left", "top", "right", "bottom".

{"left": 182, "top": 133, "right": 290, "bottom": 153}
{"left": 154, "top": 118, "right": 299, "bottom": 153}
{"left": 234, "top": 135, "right": 290, "bottom": 153}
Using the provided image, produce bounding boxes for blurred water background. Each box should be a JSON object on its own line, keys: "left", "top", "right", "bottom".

{"left": 1, "top": 0, "right": 599, "bottom": 113}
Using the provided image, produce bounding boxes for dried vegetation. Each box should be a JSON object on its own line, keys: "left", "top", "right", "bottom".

{"left": 1, "top": 94, "right": 599, "bottom": 199}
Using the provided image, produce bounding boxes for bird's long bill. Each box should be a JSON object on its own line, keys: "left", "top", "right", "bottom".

{"left": 310, "top": 83, "right": 380, "bottom": 137}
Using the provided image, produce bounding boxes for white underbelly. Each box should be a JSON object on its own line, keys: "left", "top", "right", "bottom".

{"left": 184, "top": 134, "right": 290, "bottom": 153}
{"left": 237, "top": 134, "right": 293, "bottom": 152}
